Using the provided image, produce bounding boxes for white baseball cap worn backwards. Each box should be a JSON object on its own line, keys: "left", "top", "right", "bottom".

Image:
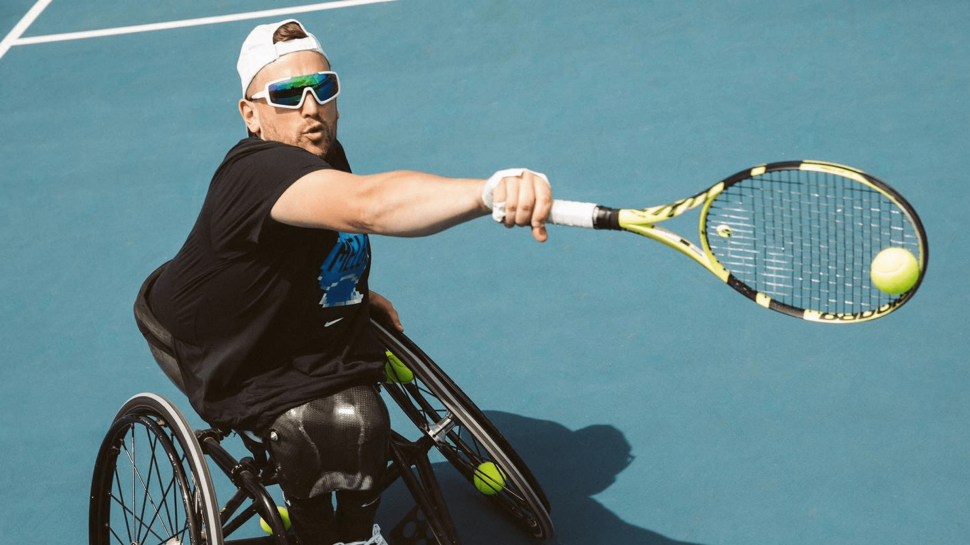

{"left": 236, "top": 19, "right": 329, "bottom": 97}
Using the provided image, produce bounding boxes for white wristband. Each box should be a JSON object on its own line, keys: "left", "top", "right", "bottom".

{"left": 483, "top": 168, "right": 550, "bottom": 223}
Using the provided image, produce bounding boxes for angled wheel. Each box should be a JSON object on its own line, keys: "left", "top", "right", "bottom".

{"left": 373, "top": 319, "right": 555, "bottom": 540}
{"left": 90, "top": 393, "right": 223, "bottom": 545}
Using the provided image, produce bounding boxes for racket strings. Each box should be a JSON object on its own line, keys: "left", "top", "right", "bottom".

{"left": 705, "top": 169, "right": 920, "bottom": 315}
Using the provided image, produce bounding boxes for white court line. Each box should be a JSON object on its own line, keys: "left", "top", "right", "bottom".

{"left": 0, "top": 0, "right": 54, "bottom": 61}
{"left": 1, "top": 0, "right": 394, "bottom": 59}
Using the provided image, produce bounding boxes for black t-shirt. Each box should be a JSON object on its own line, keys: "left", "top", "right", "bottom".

{"left": 150, "top": 137, "right": 386, "bottom": 430}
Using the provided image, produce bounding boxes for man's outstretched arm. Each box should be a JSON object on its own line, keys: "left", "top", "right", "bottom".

{"left": 271, "top": 168, "right": 553, "bottom": 241}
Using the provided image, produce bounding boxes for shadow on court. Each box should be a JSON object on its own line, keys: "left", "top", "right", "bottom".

{"left": 380, "top": 411, "right": 705, "bottom": 545}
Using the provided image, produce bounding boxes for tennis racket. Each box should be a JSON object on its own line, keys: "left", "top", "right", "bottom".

{"left": 548, "top": 160, "right": 928, "bottom": 323}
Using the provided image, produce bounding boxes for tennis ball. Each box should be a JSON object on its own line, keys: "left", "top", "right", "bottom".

{"left": 870, "top": 247, "right": 919, "bottom": 295}
{"left": 259, "top": 506, "right": 291, "bottom": 534}
{"left": 473, "top": 462, "right": 507, "bottom": 495}
{"left": 384, "top": 351, "right": 414, "bottom": 384}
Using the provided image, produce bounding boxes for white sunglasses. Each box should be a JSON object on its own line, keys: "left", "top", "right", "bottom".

{"left": 250, "top": 71, "right": 340, "bottom": 109}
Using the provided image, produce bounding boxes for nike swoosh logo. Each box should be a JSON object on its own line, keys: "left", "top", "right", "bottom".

{"left": 325, "top": 317, "right": 344, "bottom": 328}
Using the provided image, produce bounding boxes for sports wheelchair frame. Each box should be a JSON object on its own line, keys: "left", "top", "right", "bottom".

{"left": 89, "top": 264, "right": 553, "bottom": 544}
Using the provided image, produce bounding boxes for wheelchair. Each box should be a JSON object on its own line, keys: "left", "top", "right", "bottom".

{"left": 89, "top": 264, "right": 554, "bottom": 545}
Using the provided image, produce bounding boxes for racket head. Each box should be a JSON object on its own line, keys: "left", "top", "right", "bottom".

{"left": 700, "top": 160, "right": 928, "bottom": 323}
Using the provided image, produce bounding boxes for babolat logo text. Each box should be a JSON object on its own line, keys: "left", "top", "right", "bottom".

{"left": 818, "top": 293, "right": 910, "bottom": 322}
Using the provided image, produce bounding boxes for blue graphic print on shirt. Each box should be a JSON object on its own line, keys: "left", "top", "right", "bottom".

{"left": 318, "top": 233, "right": 369, "bottom": 307}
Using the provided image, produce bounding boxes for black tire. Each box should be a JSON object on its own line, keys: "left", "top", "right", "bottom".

{"left": 90, "top": 393, "right": 223, "bottom": 545}
{"left": 373, "top": 319, "right": 555, "bottom": 539}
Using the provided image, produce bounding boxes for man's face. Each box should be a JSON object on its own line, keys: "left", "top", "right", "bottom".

{"left": 240, "top": 50, "right": 338, "bottom": 158}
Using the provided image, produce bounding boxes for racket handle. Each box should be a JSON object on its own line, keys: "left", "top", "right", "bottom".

{"left": 548, "top": 200, "right": 620, "bottom": 230}
{"left": 548, "top": 200, "right": 596, "bottom": 228}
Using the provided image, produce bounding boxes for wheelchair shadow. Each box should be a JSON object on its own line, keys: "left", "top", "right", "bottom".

{"left": 379, "top": 411, "right": 706, "bottom": 545}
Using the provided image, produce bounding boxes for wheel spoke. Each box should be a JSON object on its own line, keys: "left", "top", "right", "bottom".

{"left": 117, "top": 427, "right": 177, "bottom": 542}
{"left": 92, "top": 406, "right": 205, "bottom": 545}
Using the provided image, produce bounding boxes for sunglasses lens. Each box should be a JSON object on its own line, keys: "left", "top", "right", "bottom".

{"left": 310, "top": 73, "right": 339, "bottom": 102}
{"left": 267, "top": 73, "right": 339, "bottom": 108}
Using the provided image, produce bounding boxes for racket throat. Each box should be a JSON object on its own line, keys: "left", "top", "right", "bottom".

{"left": 592, "top": 206, "right": 622, "bottom": 230}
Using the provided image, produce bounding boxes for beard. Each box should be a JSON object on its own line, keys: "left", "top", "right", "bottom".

{"left": 294, "top": 121, "right": 335, "bottom": 159}
{"left": 305, "top": 121, "right": 336, "bottom": 159}
{"left": 260, "top": 118, "right": 336, "bottom": 159}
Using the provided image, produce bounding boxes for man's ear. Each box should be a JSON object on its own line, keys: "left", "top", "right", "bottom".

{"left": 239, "top": 99, "right": 261, "bottom": 136}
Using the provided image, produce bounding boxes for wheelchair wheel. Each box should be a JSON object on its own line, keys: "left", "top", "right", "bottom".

{"left": 90, "top": 393, "right": 223, "bottom": 545}
{"left": 373, "top": 319, "right": 555, "bottom": 539}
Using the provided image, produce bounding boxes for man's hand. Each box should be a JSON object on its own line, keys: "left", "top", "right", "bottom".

{"left": 484, "top": 169, "right": 553, "bottom": 242}
{"left": 370, "top": 291, "right": 403, "bottom": 332}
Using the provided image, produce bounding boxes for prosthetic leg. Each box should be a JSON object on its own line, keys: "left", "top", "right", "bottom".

{"left": 266, "top": 385, "right": 390, "bottom": 545}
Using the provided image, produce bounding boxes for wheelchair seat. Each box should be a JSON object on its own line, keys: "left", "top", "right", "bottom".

{"left": 133, "top": 261, "right": 186, "bottom": 393}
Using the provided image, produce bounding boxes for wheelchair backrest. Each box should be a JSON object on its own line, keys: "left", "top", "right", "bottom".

{"left": 133, "top": 262, "right": 187, "bottom": 393}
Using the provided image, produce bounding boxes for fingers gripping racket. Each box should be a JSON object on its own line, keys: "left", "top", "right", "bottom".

{"left": 548, "top": 160, "right": 928, "bottom": 323}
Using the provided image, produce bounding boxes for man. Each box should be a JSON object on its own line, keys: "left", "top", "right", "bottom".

{"left": 148, "top": 18, "right": 552, "bottom": 545}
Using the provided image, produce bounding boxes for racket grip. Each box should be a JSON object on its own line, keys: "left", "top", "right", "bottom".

{"left": 548, "top": 200, "right": 598, "bottom": 229}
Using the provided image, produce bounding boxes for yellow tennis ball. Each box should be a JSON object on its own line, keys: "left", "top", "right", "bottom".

{"left": 473, "top": 462, "right": 507, "bottom": 495}
{"left": 870, "top": 247, "right": 919, "bottom": 295}
{"left": 259, "top": 506, "right": 291, "bottom": 534}
{"left": 384, "top": 351, "right": 414, "bottom": 384}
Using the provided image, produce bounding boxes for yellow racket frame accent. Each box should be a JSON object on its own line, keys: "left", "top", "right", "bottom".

{"left": 617, "top": 182, "right": 730, "bottom": 283}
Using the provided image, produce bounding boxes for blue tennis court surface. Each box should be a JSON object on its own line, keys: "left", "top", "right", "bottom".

{"left": 2, "top": 1, "right": 968, "bottom": 543}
